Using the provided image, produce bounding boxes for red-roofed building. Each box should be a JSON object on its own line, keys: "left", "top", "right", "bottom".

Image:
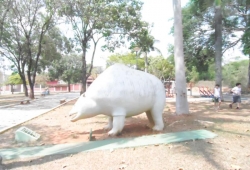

{"left": 46, "top": 76, "right": 95, "bottom": 92}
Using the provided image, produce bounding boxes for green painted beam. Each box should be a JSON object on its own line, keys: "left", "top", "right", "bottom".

{"left": 0, "top": 129, "right": 217, "bottom": 160}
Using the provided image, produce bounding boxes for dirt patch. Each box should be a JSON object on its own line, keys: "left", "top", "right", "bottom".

{"left": 1, "top": 100, "right": 250, "bottom": 169}
{"left": 0, "top": 100, "right": 202, "bottom": 149}
{"left": 0, "top": 100, "right": 249, "bottom": 149}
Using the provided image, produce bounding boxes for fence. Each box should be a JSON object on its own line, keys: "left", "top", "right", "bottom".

{"left": 0, "top": 83, "right": 83, "bottom": 94}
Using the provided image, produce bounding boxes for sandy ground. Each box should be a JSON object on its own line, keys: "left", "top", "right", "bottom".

{"left": 0, "top": 100, "right": 250, "bottom": 170}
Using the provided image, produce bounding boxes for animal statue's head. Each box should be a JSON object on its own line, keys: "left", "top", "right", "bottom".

{"left": 69, "top": 94, "right": 98, "bottom": 122}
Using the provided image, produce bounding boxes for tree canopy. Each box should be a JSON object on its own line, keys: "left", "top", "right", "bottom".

{"left": 6, "top": 73, "right": 22, "bottom": 85}
{"left": 58, "top": 0, "right": 149, "bottom": 94}
{"left": 106, "top": 53, "right": 145, "bottom": 71}
{"left": 223, "top": 59, "right": 249, "bottom": 90}
{"left": 107, "top": 54, "right": 174, "bottom": 81}
{"left": 48, "top": 54, "right": 82, "bottom": 92}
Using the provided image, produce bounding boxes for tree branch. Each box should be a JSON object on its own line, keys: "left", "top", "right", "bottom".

{"left": 222, "top": 38, "right": 241, "bottom": 54}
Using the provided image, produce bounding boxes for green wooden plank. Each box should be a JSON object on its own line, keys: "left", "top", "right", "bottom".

{"left": 0, "top": 129, "right": 217, "bottom": 160}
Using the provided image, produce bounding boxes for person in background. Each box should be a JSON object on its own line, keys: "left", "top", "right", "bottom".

{"left": 229, "top": 83, "right": 241, "bottom": 109}
{"left": 213, "top": 84, "right": 221, "bottom": 111}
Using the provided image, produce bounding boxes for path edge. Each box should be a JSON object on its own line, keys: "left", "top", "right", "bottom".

{"left": 0, "top": 96, "right": 79, "bottom": 134}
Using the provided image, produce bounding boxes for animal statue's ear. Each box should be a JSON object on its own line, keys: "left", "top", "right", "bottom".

{"left": 81, "top": 93, "right": 85, "bottom": 98}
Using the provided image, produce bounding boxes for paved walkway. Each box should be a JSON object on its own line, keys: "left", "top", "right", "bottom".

{"left": 0, "top": 93, "right": 79, "bottom": 133}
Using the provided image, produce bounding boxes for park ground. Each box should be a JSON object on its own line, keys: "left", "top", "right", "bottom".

{"left": 0, "top": 100, "right": 250, "bottom": 170}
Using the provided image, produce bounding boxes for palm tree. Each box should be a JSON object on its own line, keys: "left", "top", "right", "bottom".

{"left": 173, "top": 0, "right": 189, "bottom": 114}
{"left": 131, "top": 29, "right": 161, "bottom": 73}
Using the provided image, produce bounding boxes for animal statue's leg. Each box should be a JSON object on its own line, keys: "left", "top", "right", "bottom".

{"left": 146, "top": 111, "right": 155, "bottom": 128}
{"left": 108, "top": 116, "right": 125, "bottom": 136}
{"left": 150, "top": 106, "right": 164, "bottom": 131}
{"left": 104, "top": 116, "right": 113, "bottom": 130}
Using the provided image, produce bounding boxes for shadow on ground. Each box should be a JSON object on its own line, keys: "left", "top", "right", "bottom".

{"left": 1, "top": 101, "right": 250, "bottom": 169}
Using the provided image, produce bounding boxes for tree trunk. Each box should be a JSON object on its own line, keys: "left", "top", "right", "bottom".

{"left": 248, "top": 55, "right": 250, "bottom": 90}
{"left": 23, "top": 84, "right": 28, "bottom": 97}
{"left": 28, "top": 80, "right": 35, "bottom": 99}
{"left": 80, "top": 46, "right": 87, "bottom": 95}
{"left": 20, "top": 75, "right": 28, "bottom": 97}
{"left": 190, "top": 82, "right": 193, "bottom": 96}
{"left": 214, "top": 3, "right": 223, "bottom": 100}
{"left": 68, "top": 81, "right": 71, "bottom": 92}
{"left": 135, "top": 51, "right": 138, "bottom": 70}
{"left": 29, "top": 87, "right": 34, "bottom": 99}
{"left": 173, "top": 0, "right": 189, "bottom": 114}
{"left": 11, "top": 84, "right": 14, "bottom": 94}
{"left": 144, "top": 53, "right": 148, "bottom": 73}
{"left": 27, "top": 71, "right": 35, "bottom": 99}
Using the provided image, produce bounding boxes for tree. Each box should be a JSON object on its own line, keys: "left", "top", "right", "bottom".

{"left": 173, "top": 0, "right": 189, "bottom": 114}
{"left": 6, "top": 73, "right": 22, "bottom": 85}
{"left": 182, "top": 0, "right": 250, "bottom": 90}
{"left": 130, "top": 28, "right": 161, "bottom": 73}
{"left": 186, "top": 66, "right": 199, "bottom": 96}
{"left": 214, "top": 0, "right": 223, "bottom": 98}
{"left": 91, "top": 66, "right": 104, "bottom": 78}
{"left": 223, "top": 60, "right": 248, "bottom": 91}
{"left": 59, "top": 0, "right": 148, "bottom": 94}
{"left": 35, "top": 73, "right": 49, "bottom": 87}
{"left": 0, "top": 0, "right": 12, "bottom": 45}
{"left": 106, "top": 53, "right": 145, "bottom": 70}
{"left": 241, "top": 18, "right": 250, "bottom": 89}
{"left": 171, "top": 1, "right": 216, "bottom": 79}
{"left": 148, "top": 56, "right": 174, "bottom": 81}
{"left": 38, "top": 27, "right": 72, "bottom": 73}
{"left": 48, "top": 54, "right": 82, "bottom": 92}
{"left": 6, "top": 73, "right": 22, "bottom": 94}
{"left": 0, "top": 0, "right": 57, "bottom": 98}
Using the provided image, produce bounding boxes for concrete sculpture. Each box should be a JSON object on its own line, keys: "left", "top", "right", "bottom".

{"left": 69, "top": 64, "right": 166, "bottom": 136}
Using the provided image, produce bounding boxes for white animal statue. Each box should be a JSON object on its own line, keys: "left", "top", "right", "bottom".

{"left": 69, "top": 64, "right": 166, "bottom": 136}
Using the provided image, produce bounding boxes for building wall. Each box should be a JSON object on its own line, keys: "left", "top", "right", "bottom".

{"left": 0, "top": 83, "right": 85, "bottom": 93}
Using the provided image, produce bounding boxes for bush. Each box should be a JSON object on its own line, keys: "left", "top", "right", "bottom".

{"left": 223, "top": 60, "right": 248, "bottom": 91}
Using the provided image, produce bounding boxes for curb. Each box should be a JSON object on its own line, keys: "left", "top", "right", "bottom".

{"left": 0, "top": 98, "right": 40, "bottom": 109}
{"left": 0, "top": 96, "right": 79, "bottom": 134}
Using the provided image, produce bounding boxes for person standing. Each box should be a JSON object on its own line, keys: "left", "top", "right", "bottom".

{"left": 229, "top": 83, "right": 241, "bottom": 109}
{"left": 213, "top": 84, "right": 221, "bottom": 110}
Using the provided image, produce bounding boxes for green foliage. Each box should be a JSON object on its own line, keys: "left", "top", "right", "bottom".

{"left": 200, "top": 63, "right": 215, "bottom": 80}
{"left": 215, "top": 0, "right": 221, "bottom": 6}
{"left": 129, "top": 28, "right": 160, "bottom": 55}
{"left": 177, "top": 1, "right": 215, "bottom": 77}
{"left": 1, "top": 0, "right": 57, "bottom": 97}
{"left": 106, "top": 53, "right": 145, "bottom": 70}
{"left": 48, "top": 54, "right": 82, "bottom": 85}
{"left": 187, "top": 66, "right": 199, "bottom": 83}
{"left": 106, "top": 54, "right": 174, "bottom": 81}
{"left": 169, "top": 0, "right": 250, "bottom": 83}
{"left": 223, "top": 60, "right": 248, "bottom": 90}
{"left": 167, "top": 45, "right": 214, "bottom": 81}
{"left": 59, "top": 0, "right": 147, "bottom": 52}
{"left": 167, "top": 55, "right": 175, "bottom": 65}
{"left": 242, "top": 28, "right": 250, "bottom": 56}
{"left": 148, "top": 56, "right": 174, "bottom": 81}
{"left": 6, "top": 73, "right": 22, "bottom": 85}
{"left": 38, "top": 28, "right": 73, "bottom": 73}
{"left": 58, "top": 0, "right": 148, "bottom": 92}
